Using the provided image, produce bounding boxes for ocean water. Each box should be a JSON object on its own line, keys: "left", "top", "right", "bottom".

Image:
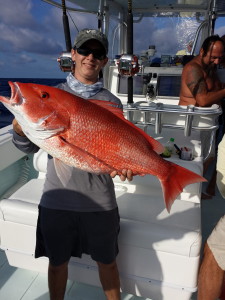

{"left": 0, "top": 78, "right": 66, "bottom": 128}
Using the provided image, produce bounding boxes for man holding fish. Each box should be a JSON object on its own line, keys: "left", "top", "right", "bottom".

{"left": 3, "top": 29, "right": 205, "bottom": 300}
{"left": 12, "top": 29, "right": 132, "bottom": 300}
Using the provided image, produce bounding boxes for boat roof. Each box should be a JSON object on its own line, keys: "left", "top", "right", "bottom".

{"left": 44, "top": 0, "right": 225, "bottom": 16}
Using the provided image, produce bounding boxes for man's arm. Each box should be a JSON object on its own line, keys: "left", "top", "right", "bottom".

{"left": 185, "top": 64, "right": 225, "bottom": 107}
{"left": 12, "top": 119, "right": 40, "bottom": 154}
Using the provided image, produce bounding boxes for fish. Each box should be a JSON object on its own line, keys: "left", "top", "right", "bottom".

{"left": 0, "top": 81, "right": 206, "bottom": 212}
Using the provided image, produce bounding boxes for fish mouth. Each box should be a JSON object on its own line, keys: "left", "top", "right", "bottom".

{"left": 8, "top": 81, "right": 25, "bottom": 105}
{"left": 0, "top": 81, "right": 20, "bottom": 104}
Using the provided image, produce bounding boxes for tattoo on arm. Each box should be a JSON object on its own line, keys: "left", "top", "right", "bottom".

{"left": 187, "top": 68, "right": 206, "bottom": 97}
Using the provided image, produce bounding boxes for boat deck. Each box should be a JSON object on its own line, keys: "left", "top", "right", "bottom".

{"left": 0, "top": 249, "right": 150, "bottom": 300}
{"left": 0, "top": 163, "right": 224, "bottom": 300}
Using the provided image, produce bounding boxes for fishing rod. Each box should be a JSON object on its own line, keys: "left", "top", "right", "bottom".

{"left": 117, "top": 0, "right": 139, "bottom": 105}
{"left": 61, "top": 0, "right": 72, "bottom": 51}
{"left": 127, "top": 0, "right": 134, "bottom": 105}
{"left": 57, "top": 0, "right": 73, "bottom": 72}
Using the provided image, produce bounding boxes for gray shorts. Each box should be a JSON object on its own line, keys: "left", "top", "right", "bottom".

{"left": 208, "top": 215, "right": 225, "bottom": 270}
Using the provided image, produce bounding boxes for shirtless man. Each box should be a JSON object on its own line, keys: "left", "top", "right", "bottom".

{"left": 179, "top": 35, "right": 225, "bottom": 199}
{"left": 179, "top": 35, "right": 225, "bottom": 107}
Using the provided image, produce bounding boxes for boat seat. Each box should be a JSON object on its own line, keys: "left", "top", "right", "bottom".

{"left": 0, "top": 149, "right": 203, "bottom": 299}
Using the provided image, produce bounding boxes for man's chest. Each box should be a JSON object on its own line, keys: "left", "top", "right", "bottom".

{"left": 205, "top": 75, "right": 220, "bottom": 91}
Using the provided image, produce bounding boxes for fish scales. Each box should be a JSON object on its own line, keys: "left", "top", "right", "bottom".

{"left": 69, "top": 103, "right": 155, "bottom": 173}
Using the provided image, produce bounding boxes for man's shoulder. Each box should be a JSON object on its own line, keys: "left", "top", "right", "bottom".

{"left": 94, "top": 88, "right": 123, "bottom": 108}
{"left": 182, "top": 58, "right": 203, "bottom": 76}
{"left": 184, "top": 56, "right": 201, "bottom": 69}
{"left": 55, "top": 81, "right": 71, "bottom": 92}
{"left": 97, "top": 88, "right": 118, "bottom": 99}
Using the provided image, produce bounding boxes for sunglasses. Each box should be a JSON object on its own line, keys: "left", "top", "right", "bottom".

{"left": 76, "top": 47, "right": 106, "bottom": 60}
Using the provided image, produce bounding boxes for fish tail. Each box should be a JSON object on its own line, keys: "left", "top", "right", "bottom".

{"left": 160, "top": 163, "right": 207, "bottom": 212}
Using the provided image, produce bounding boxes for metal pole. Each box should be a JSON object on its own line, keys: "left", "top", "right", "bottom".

{"left": 61, "top": 0, "right": 72, "bottom": 51}
{"left": 127, "top": 0, "right": 133, "bottom": 105}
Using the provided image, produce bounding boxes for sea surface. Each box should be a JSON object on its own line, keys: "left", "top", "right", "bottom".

{"left": 0, "top": 78, "right": 66, "bottom": 128}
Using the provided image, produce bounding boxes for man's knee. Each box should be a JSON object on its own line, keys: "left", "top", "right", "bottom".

{"left": 48, "top": 261, "right": 69, "bottom": 274}
{"left": 97, "top": 260, "right": 118, "bottom": 272}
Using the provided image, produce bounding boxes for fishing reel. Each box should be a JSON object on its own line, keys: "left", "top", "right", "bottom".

{"left": 57, "top": 51, "right": 74, "bottom": 72}
{"left": 118, "top": 54, "right": 139, "bottom": 76}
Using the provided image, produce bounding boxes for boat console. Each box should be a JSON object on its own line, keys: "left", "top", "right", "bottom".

{"left": 108, "top": 65, "right": 183, "bottom": 105}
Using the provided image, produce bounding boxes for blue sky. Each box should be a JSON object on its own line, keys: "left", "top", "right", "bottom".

{"left": 0, "top": 0, "right": 225, "bottom": 79}
{"left": 0, "top": 0, "right": 96, "bottom": 79}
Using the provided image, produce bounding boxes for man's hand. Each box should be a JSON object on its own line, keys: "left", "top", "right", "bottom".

{"left": 12, "top": 118, "right": 26, "bottom": 136}
{"left": 110, "top": 169, "right": 133, "bottom": 181}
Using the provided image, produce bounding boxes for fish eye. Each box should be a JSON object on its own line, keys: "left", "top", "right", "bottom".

{"left": 41, "top": 92, "right": 49, "bottom": 99}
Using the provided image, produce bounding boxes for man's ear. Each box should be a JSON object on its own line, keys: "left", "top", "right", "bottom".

{"left": 71, "top": 48, "right": 76, "bottom": 58}
{"left": 199, "top": 48, "right": 204, "bottom": 58}
{"left": 102, "top": 57, "right": 108, "bottom": 67}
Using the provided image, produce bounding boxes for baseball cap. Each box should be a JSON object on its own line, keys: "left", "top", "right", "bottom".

{"left": 74, "top": 29, "right": 108, "bottom": 54}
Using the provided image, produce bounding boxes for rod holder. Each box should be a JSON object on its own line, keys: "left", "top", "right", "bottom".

{"left": 155, "top": 103, "right": 163, "bottom": 134}
{"left": 143, "top": 111, "right": 150, "bottom": 124}
{"left": 184, "top": 105, "right": 194, "bottom": 136}
{"left": 127, "top": 110, "right": 135, "bottom": 123}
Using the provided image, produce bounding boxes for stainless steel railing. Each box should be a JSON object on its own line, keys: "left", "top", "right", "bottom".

{"left": 124, "top": 102, "right": 222, "bottom": 161}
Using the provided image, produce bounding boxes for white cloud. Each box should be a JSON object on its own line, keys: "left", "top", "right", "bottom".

{"left": 215, "top": 25, "right": 225, "bottom": 37}
{"left": 0, "top": 0, "right": 64, "bottom": 55}
{"left": 0, "top": 0, "right": 34, "bottom": 27}
{"left": 16, "top": 53, "right": 36, "bottom": 64}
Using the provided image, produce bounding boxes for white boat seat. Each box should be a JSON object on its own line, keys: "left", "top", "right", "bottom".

{"left": 0, "top": 178, "right": 44, "bottom": 226}
{"left": 1, "top": 177, "right": 201, "bottom": 256}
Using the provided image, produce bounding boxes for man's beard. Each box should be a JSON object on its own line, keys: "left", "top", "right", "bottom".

{"left": 201, "top": 58, "right": 217, "bottom": 77}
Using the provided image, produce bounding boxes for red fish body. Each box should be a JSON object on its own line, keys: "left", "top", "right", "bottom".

{"left": 0, "top": 82, "right": 206, "bottom": 211}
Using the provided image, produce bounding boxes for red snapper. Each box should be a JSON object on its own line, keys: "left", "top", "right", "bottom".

{"left": 0, "top": 82, "right": 206, "bottom": 212}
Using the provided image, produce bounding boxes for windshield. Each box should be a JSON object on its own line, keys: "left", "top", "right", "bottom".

{"left": 108, "top": 12, "right": 206, "bottom": 60}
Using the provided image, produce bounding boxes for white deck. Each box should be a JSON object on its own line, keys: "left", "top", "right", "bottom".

{"left": 0, "top": 248, "right": 194, "bottom": 300}
{"left": 0, "top": 162, "right": 224, "bottom": 300}
{"left": 0, "top": 250, "right": 150, "bottom": 300}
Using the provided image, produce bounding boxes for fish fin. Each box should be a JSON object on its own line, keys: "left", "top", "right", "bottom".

{"left": 118, "top": 118, "right": 164, "bottom": 154}
{"left": 54, "top": 158, "right": 73, "bottom": 186}
{"left": 89, "top": 99, "right": 164, "bottom": 154}
{"left": 88, "top": 100, "right": 124, "bottom": 118}
{"left": 128, "top": 125, "right": 164, "bottom": 154}
{"left": 160, "top": 163, "right": 207, "bottom": 212}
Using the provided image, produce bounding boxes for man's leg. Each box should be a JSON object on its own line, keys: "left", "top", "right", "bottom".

{"left": 220, "top": 279, "right": 225, "bottom": 300}
{"left": 198, "top": 243, "right": 224, "bottom": 300}
{"left": 97, "top": 260, "right": 121, "bottom": 300}
{"left": 48, "top": 261, "right": 69, "bottom": 300}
